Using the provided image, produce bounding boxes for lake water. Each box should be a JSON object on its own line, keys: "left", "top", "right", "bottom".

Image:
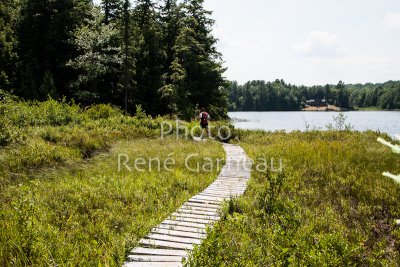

{"left": 228, "top": 111, "right": 400, "bottom": 138}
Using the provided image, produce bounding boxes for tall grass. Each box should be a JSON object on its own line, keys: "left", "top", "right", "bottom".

{"left": 0, "top": 93, "right": 225, "bottom": 266}
{"left": 187, "top": 130, "right": 400, "bottom": 266}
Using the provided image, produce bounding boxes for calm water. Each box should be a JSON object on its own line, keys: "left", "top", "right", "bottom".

{"left": 229, "top": 111, "right": 400, "bottom": 138}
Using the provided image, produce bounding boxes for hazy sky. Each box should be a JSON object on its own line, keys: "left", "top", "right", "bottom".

{"left": 94, "top": 0, "right": 400, "bottom": 85}
{"left": 203, "top": 0, "right": 400, "bottom": 85}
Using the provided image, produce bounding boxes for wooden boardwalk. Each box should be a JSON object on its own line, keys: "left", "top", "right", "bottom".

{"left": 123, "top": 143, "right": 252, "bottom": 267}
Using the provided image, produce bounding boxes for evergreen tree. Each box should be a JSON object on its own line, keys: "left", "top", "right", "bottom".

{"left": 335, "top": 80, "right": 349, "bottom": 108}
{"left": 132, "top": 0, "right": 165, "bottom": 115}
{"left": 158, "top": 0, "right": 182, "bottom": 114}
{"left": 101, "top": 0, "right": 123, "bottom": 24}
{"left": 17, "top": 0, "right": 92, "bottom": 99}
{"left": 172, "top": 0, "right": 227, "bottom": 119}
{"left": 0, "top": 0, "right": 19, "bottom": 91}
{"left": 67, "top": 6, "right": 121, "bottom": 104}
{"left": 119, "top": 0, "right": 135, "bottom": 113}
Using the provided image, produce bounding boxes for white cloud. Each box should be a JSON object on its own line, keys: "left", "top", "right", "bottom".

{"left": 292, "top": 31, "right": 345, "bottom": 58}
{"left": 384, "top": 12, "right": 400, "bottom": 30}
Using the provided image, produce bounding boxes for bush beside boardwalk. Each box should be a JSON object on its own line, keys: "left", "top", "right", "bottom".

{"left": 187, "top": 130, "right": 400, "bottom": 266}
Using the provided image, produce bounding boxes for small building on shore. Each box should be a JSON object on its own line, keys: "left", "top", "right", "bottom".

{"left": 306, "top": 99, "right": 327, "bottom": 107}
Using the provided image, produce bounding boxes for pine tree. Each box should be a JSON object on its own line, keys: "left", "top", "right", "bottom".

{"left": 172, "top": 0, "right": 227, "bottom": 119}
{"left": 158, "top": 0, "right": 182, "bottom": 114}
{"left": 17, "top": 0, "right": 92, "bottom": 99}
{"left": 119, "top": 0, "right": 135, "bottom": 113}
{"left": 67, "top": 6, "right": 121, "bottom": 104}
{"left": 0, "top": 0, "right": 19, "bottom": 91}
{"left": 101, "top": 0, "right": 123, "bottom": 24}
{"left": 132, "top": 0, "right": 165, "bottom": 115}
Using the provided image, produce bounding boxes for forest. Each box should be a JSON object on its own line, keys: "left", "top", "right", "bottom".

{"left": 1, "top": 0, "right": 399, "bottom": 120}
{"left": 0, "top": 0, "right": 228, "bottom": 119}
{"left": 228, "top": 80, "right": 400, "bottom": 111}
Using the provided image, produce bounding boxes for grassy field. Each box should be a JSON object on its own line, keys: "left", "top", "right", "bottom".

{"left": 187, "top": 130, "right": 400, "bottom": 266}
{"left": 0, "top": 93, "right": 225, "bottom": 266}
{"left": 2, "top": 92, "right": 400, "bottom": 266}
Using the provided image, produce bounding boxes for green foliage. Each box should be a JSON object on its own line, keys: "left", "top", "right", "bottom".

{"left": 68, "top": 5, "right": 122, "bottom": 103}
{"left": 187, "top": 130, "right": 400, "bottom": 266}
{"left": 17, "top": 0, "right": 92, "bottom": 99}
{"left": 101, "top": 0, "right": 123, "bottom": 24}
{"left": 3, "top": 0, "right": 228, "bottom": 119}
{"left": 0, "top": 0, "right": 19, "bottom": 90}
{"left": 228, "top": 80, "right": 400, "bottom": 111}
{"left": 85, "top": 103, "right": 123, "bottom": 120}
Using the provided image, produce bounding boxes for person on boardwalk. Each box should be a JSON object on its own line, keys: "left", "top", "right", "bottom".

{"left": 199, "top": 107, "right": 210, "bottom": 139}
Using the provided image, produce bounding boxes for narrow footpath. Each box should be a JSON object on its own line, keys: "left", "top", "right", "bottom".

{"left": 124, "top": 143, "right": 252, "bottom": 267}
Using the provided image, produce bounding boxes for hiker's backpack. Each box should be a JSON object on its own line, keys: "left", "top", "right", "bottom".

{"left": 201, "top": 112, "right": 209, "bottom": 124}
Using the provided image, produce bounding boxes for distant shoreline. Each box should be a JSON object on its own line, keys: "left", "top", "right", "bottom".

{"left": 302, "top": 105, "right": 346, "bottom": 112}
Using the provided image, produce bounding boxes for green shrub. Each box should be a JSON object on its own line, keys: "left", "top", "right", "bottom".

{"left": 85, "top": 104, "right": 123, "bottom": 120}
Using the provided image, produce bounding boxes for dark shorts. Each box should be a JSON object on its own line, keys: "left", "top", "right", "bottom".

{"left": 200, "top": 122, "right": 208, "bottom": 129}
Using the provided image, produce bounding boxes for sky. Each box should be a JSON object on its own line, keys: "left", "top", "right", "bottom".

{"left": 202, "top": 0, "right": 400, "bottom": 85}
{"left": 94, "top": 0, "right": 400, "bottom": 86}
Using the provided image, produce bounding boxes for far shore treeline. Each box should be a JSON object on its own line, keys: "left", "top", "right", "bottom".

{"left": 228, "top": 80, "right": 400, "bottom": 112}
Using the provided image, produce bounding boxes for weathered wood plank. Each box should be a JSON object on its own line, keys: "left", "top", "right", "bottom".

{"left": 172, "top": 212, "right": 219, "bottom": 221}
{"left": 184, "top": 199, "right": 220, "bottom": 206}
{"left": 179, "top": 205, "right": 218, "bottom": 213}
{"left": 188, "top": 198, "right": 221, "bottom": 205}
{"left": 151, "top": 228, "right": 206, "bottom": 239}
{"left": 127, "top": 255, "right": 184, "bottom": 262}
{"left": 157, "top": 224, "right": 206, "bottom": 234}
{"left": 182, "top": 202, "right": 220, "bottom": 209}
{"left": 161, "top": 219, "right": 207, "bottom": 229}
{"left": 169, "top": 216, "right": 214, "bottom": 225}
{"left": 176, "top": 208, "right": 218, "bottom": 217}
{"left": 130, "top": 247, "right": 188, "bottom": 257}
{"left": 146, "top": 234, "right": 202, "bottom": 245}
{"left": 140, "top": 239, "right": 194, "bottom": 250}
{"left": 190, "top": 195, "right": 224, "bottom": 202}
{"left": 124, "top": 261, "right": 182, "bottom": 267}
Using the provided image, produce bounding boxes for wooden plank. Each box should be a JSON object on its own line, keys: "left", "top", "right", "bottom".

{"left": 208, "top": 182, "right": 247, "bottom": 185}
{"left": 198, "top": 192, "right": 230, "bottom": 198}
{"left": 172, "top": 214, "right": 218, "bottom": 223}
{"left": 170, "top": 216, "right": 214, "bottom": 225}
{"left": 157, "top": 224, "right": 206, "bottom": 234}
{"left": 146, "top": 233, "right": 202, "bottom": 245}
{"left": 182, "top": 202, "right": 220, "bottom": 209}
{"left": 202, "top": 189, "right": 242, "bottom": 195}
{"left": 179, "top": 205, "right": 218, "bottom": 213}
{"left": 172, "top": 212, "right": 219, "bottom": 221}
{"left": 206, "top": 185, "right": 246, "bottom": 190}
{"left": 218, "top": 176, "right": 249, "bottom": 179}
{"left": 127, "top": 255, "right": 184, "bottom": 262}
{"left": 190, "top": 195, "right": 224, "bottom": 202}
{"left": 202, "top": 189, "right": 243, "bottom": 194}
{"left": 140, "top": 239, "right": 194, "bottom": 250}
{"left": 204, "top": 188, "right": 245, "bottom": 192}
{"left": 151, "top": 228, "right": 206, "bottom": 239}
{"left": 129, "top": 247, "right": 188, "bottom": 257}
{"left": 203, "top": 186, "right": 243, "bottom": 191}
{"left": 176, "top": 208, "right": 218, "bottom": 216}
{"left": 124, "top": 261, "right": 182, "bottom": 267}
{"left": 161, "top": 219, "right": 207, "bottom": 229}
{"left": 188, "top": 198, "right": 220, "bottom": 205}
